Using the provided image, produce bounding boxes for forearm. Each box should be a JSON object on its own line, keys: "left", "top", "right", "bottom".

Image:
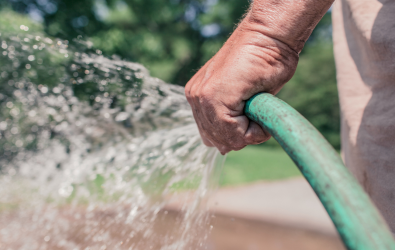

{"left": 242, "top": 0, "right": 334, "bottom": 53}
{"left": 185, "top": 1, "right": 334, "bottom": 153}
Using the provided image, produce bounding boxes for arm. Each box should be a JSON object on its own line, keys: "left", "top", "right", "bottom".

{"left": 185, "top": 0, "right": 334, "bottom": 154}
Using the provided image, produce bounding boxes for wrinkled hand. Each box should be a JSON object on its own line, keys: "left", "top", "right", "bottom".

{"left": 185, "top": 21, "right": 299, "bottom": 154}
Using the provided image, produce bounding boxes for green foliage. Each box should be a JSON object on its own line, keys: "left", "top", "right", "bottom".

{"left": 0, "top": 0, "right": 252, "bottom": 84}
{"left": 277, "top": 40, "right": 340, "bottom": 149}
{"left": 0, "top": 11, "right": 145, "bottom": 163}
{"left": 89, "top": 0, "right": 252, "bottom": 84}
{"left": 0, "top": 9, "right": 43, "bottom": 33}
{"left": 221, "top": 145, "right": 301, "bottom": 186}
{"left": 0, "top": 20, "right": 70, "bottom": 161}
{"left": 0, "top": 2, "right": 340, "bottom": 148}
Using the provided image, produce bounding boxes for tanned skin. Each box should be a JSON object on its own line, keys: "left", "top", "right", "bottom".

{"left": 185, "top": 0, "right": 334, "bottom": 154}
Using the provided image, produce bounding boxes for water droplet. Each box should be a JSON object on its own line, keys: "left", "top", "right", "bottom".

{"left": 19, "top": 25, "right": 29, "bottom": 31}
{"left": 44, "top": 38, "right": 53, "bottom": 44}
{"left": 59, "top": 183, "right": 74, "bottom": 197}
{"left": 28, "top": 110, "right": 37, "bottom": 117}
{"left": 31, "top": 125, "right": 38, "bottom": 132}
{"left": 8, "top": 168, "right": 16, "bottom": 176}
{"left": 15, "top": 140, "right": 23, "bottom": 147}
{"left": 52, "top": 87, "right": 61, "bottom": 94}
{"left": 6, "top": 102, "right": 13, "bottom": 108}
{"left": 115, "top": 112, "right": 129, "bottom": 122}
{"left": 0, "top": 32, "right": 222, "bottom": 249}
{"left": 10, "top": 108, "right": 20, "bottom": 117}
{"left": 10, "top": 127, "right": 19, "bottom": 135}
{"left": 0, "top": 121, "right": 7, "bottom": 131}
{"left": 40, "top": 86, "right": 48, "bottom": 94}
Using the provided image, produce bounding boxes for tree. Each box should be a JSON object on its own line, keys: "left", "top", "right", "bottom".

{"left": 0, "top": 2, "right": 340, "bottom": 148}
{"left": 0, "top": 0, "right": 252, "bottom": 84}
{"left": 278, "top": 41, "right": 340, "bottom": 149}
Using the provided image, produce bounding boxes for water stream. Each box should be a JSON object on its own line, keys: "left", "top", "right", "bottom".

{"left": 0, "top": 25, "right": 224, "bottom": 250}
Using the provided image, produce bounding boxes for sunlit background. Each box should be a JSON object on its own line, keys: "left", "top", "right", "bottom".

{"left": 0, "top": 1, "right": 344, "bottom": 249}
{"left": 0, "top": 0, "right": 339, "bottom": 146}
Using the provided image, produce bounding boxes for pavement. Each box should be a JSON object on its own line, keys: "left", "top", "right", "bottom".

{"left": 165, "top": 177, "right": 337, "bottom": 236}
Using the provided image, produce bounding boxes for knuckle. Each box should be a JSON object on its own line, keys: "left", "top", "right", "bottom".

{"left": 245, "top": 133, "right": 258, "bottom": 143}
{"left": 223, "top": 136, "right": 245, "bottom": 151}
{"left": 185, "top": 86, "right": 191, "bottom": 98}
{"left": 185, "top": 92, "right": 192, "bottom": 104}
{"left": 199, "top": 83, "right": 215, "bottom": 99}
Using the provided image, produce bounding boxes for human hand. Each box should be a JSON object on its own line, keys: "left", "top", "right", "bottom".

{"left": 185, "top": 0, "right": 333, "bottom": 154}
{"left": 185, "top": 21, "right": 299, "bottom": 154}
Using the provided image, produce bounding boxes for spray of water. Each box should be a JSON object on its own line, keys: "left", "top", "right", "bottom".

{"left": 0, "top": 21, "right": 224, "bottom": 250}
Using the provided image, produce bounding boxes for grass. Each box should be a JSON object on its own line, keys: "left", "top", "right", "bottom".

{"left": 219, "top": 144, "right": 301, "bottom": 187}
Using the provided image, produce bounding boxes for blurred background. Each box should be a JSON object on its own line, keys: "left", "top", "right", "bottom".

{"left": 0, "top": 0, "right": 339, "bottom": 169}
{"left": 0, "top": 0, "right": 344, "bottom": 249}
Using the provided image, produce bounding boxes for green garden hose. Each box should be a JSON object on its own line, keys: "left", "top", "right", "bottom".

{"left": 245, "top": 93, "right": 395, "bottom": 250}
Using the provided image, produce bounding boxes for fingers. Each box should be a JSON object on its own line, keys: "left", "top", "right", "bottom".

{"left": 189, "top": 100, "right": 215, "bottom": 148}
{"left": 185, "top": 60, "right": 271, "bottom": 155}
{"left": 197, "top": 110, "right": 271, "bottom": 154}
{"left": 191, "top": 98, "right": 235, "bottom": 154}
{"left": 201, "top": 134, "right": 215, "bottom": 147}
{"left": 209, "top": 139, "right": 233, "bottom": 155}
{"left": 196, "top": 115, "right": 232, "bottom": 155}
{"left": 213, "top": 117, "right": 270, "bottom": 154}
{"left": 189, "top": 89, "right": 270, "bottom": 153}
{"left": 196, "top": 124, "right": 215, "bottom": 147}
{"left": 244, "top": 120, "right": 271, "bottom": 145}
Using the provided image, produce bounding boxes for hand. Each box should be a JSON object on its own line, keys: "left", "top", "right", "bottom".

{"left": 185, "top": 21, "right": 299, "bottom": 154}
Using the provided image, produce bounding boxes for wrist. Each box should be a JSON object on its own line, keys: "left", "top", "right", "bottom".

{"left": 241, "top": 0, "right": 334, "bottom": 53}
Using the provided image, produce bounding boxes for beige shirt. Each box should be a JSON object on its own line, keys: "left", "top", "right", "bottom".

{"left": 332, "top": 0, "right": 395, "bottom": 234}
